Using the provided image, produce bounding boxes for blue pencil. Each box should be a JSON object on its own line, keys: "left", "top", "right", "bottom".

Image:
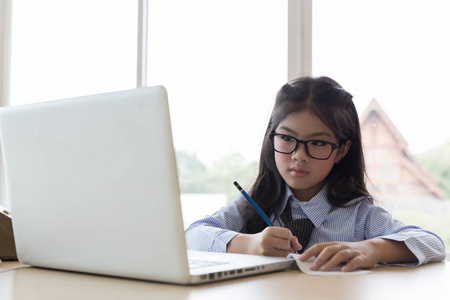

{"left": 233, "top": 181, "right": 274, "bottom": 227}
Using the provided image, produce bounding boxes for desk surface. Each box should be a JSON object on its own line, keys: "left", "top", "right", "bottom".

{"left": 1, "top": 261, "right": 449, "bottom": 300}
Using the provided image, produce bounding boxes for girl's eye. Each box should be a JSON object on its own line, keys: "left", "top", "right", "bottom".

{"left": 281, "top": 135, "right": 294, "bottom": 142}
{"left": 311, "top": 140, "right": 327, "bottom": 146}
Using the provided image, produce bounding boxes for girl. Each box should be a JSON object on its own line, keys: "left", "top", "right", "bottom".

{"left": 185, "top": 76, "right": 445, "bottom": 271}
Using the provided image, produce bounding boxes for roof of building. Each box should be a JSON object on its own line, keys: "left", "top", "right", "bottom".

{"left": 360, "top": 98, "right": 444, "bottom": 199}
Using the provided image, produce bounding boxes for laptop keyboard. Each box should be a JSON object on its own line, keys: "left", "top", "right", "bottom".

{"left": 189, "top": 259, "right": 228, "bottom": 269}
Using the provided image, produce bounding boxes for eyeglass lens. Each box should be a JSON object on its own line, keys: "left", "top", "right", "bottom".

{"left": 272, "top": 134, "right": 334, "bottom": 159}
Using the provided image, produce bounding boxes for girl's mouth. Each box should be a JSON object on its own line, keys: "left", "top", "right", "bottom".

{"left": 290, "top": 167, "right": 309, "bottom": 177}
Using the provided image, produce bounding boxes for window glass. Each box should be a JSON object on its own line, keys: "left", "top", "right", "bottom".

{"left": 147, "top": 1, "right": 287, "bottom": 215}
{"left": 313, "top": 0, "right": 450, "bottom": 248}
{"left": 10, "top": 0, "right": 137, "bottom": 105}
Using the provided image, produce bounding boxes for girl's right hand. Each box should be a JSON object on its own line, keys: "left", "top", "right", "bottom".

{"left": 227, "top": 227, "right": 302, "bottom": 257}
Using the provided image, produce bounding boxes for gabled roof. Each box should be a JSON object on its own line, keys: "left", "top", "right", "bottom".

{"left": 360, "top": 98, "right": 444, "bottom": 199}
{"left": 360, "top": 98, "right": 408, "bottom": 149}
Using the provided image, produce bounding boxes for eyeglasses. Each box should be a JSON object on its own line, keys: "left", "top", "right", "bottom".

{"left": 269, "top": 133, "right": 343, "bottom": 160}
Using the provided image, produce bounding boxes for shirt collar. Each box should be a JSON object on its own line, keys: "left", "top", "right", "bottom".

{"left": 277, "top": 184, "right": 333, "bottom": 228}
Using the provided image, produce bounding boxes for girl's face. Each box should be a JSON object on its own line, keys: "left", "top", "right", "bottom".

{"left": 274, "top": 109, "right": 350, "bottom": 202}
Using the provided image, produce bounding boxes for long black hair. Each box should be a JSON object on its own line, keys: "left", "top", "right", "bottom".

{"left": 245, "top": 76, "right": 371, "bottom": 234}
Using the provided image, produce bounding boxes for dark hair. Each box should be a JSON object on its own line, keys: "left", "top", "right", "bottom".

{"left": 246, "top": 76, "right": 371, "bottom": 234}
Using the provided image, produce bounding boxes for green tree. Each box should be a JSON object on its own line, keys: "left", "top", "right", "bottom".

{"left": 176, "top": 151, "right": 258, "bottom": 201}
{"left": 416, "top": 141, "right": 450, "bottom": 200}
{"left": 176, "top": 151, "right": 212, "bottom": 193}
{"left": 206, "top": 152, "right": 258, "bottom": 201}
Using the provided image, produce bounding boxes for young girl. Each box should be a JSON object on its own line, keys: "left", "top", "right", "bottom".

{"left": 185, "top": 76, "right": 446, "bottom": 271}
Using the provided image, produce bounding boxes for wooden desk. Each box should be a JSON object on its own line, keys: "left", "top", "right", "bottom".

{"left": 0, "top": 261, "right": 449, "bottom": 300}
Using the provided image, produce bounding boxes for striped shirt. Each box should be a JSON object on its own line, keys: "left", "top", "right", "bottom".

{"left": 185, "top": 185, "right": 446, "bottom": 266}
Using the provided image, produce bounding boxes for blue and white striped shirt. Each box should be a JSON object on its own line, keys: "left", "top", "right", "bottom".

{"left": 185, "top": 185, "right": 446, "bottom": 266}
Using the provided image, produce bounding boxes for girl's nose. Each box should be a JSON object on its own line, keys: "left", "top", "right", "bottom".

{"left": 291, "top": 143, "right": 308, "bottom": 161}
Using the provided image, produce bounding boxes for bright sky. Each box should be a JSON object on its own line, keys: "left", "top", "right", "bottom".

{"left": 9, "top": 0, "right": 450, "bottom": 166}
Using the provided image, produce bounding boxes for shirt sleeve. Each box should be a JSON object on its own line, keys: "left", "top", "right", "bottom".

{"left": 361, "top": 204, "right": 446, "bottom": 266}
{"left": 184, "top": 195, "right": 250, "bottom": 253}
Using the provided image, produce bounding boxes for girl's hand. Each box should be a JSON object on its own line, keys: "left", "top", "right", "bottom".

{"left": 227, "top": 227, "right": 302, "bottom": 257}
{"left": 298, "top": 240, "right": 380, "bottom": 272}
{"left": 299, "top": 239, "right": 417, "bottom": 272}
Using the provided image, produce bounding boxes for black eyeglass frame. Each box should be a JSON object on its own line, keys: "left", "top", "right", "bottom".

{"left": 269, "top": 133, "right": 343, "bottom": 160}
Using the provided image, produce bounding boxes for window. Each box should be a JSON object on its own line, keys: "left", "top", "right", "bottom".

{"left": 10, "top": 0, "right": 137, "bottom": 106}
{"left": 147, "top": 0, "right": 287, "bottom": 165}
{"left": 147, "top": 1, "right": 287, "bottom": 220}
{"left": 312, "top": 0, "right": 450, "bottom": 248}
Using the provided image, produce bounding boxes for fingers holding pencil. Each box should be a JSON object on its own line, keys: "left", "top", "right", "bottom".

{"left": 233, "top": 181, "right": 302, "bottom": 256}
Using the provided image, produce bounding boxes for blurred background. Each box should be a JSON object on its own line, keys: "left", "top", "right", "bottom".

{"left": 3, "top": 0, "right": 449, "bottom": 247}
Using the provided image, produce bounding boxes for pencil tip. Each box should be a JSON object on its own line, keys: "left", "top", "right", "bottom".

{"left": 233, "top": 181, "right": 242, "bottom": 190}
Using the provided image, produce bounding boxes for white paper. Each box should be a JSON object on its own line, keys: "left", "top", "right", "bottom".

{"left": 288, "top": 254, "right": 372, "bottom": 276}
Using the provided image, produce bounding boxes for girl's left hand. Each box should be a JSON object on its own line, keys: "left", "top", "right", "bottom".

{"left": 298, "top": 240, "right": 382, "bottom": 272}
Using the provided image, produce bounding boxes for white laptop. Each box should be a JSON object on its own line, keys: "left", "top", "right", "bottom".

{"left": 0, "top": 86, "right": 294, "bottom": 284}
